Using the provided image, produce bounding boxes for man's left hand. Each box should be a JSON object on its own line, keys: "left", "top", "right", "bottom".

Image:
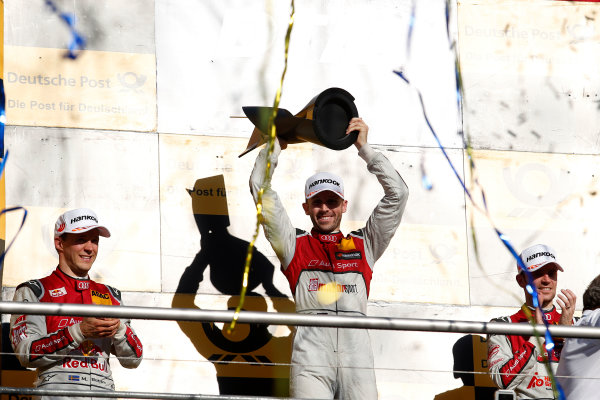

{"left": 557, "top": 288, "right": 577, "bottom": 325}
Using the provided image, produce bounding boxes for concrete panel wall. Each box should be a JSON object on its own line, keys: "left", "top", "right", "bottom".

{"left": 2, "top": 0, "right": 598, "bottom": 398}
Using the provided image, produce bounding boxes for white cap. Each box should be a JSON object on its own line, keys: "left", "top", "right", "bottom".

{"left": 518, "top": 244, "right": 563, "bottom": 274}
{"left": 304, "top": 172, "right": 344, "bottom": 200}
{"left": 54, "top": 208, "right": 111, "bottom": 238}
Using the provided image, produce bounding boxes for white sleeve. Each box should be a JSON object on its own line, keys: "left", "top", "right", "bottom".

{"left": 249, "top": 141, "right": 297, "bottom": 269}
{"left": 360, "top": 146, "right": 409, "bottom": 266}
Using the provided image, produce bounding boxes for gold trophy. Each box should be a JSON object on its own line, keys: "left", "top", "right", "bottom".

{"left": 239, "top": 87, "right": 359, "bottom": 157}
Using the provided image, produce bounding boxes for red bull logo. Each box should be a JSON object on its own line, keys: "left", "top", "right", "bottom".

{"left": 62, "top": 357, "right": 107, "bottom": 371}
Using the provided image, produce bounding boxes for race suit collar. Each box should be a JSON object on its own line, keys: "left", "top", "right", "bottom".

{"left": 310, "top": 228, "right": 343, "bottom": 243}
{"left": 53, "top": 267, "right": 91, "bottom": 291}
{"left": 515, "top": 303, "right": 560, "bottom": 324}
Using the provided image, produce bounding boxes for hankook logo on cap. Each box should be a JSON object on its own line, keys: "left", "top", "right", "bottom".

{"left": 526, "top": 252, "right": 555, "bottom": 262}
{"left": 71, "top": 215, "right": 98, "bottom": 224}
{"left": 308, "top": 178, "right": 340, "bottom": 189}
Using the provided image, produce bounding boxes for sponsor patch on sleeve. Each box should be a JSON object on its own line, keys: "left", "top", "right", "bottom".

{"left": 49, "top": 287, "right": 67, "bottom": 297}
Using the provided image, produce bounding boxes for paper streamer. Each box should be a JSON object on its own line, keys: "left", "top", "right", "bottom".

{"left": 229, "top": 0, "right": 296, "bottom": 332}
{"left": 44, "top": 0, "right": 86, "bottom": 59}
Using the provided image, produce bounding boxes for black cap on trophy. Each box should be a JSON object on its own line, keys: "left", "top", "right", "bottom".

{"left": 239, "top": 87, "right": 359, "bottom": 157}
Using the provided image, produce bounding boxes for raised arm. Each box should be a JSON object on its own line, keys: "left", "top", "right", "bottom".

{"left": 348, "top": 118, "right": 409, "bottom": 265}
{"left": 249, "top": 139, "right": 297, "bottom": 270}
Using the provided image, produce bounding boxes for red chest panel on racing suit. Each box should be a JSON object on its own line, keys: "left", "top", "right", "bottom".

{"left": 507, "top": 308, "right": 563, "bottom": 363}
{"left": 283, "top": 229, "right": 372, "bottom": 315}
{"left": 38, "top": 269, "right": 119, "bottom": 333}
{"left": 491, "top": 307, "right": 564, "bottom": 391}
{"left": 22, "top": 269, "right": 121, "bottom": 363}
{"left": 10, "top": 267, "right": 143, "bottom": 392}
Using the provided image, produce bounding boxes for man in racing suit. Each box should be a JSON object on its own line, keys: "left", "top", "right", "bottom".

{"left": 487, "top": 244, "right": 576, "bottom": 400}
{"left": 249, "top": 117, "right": 409, "bottom": 399}
{"left": 9, "top": 208, "right": 143, "bottom": 399}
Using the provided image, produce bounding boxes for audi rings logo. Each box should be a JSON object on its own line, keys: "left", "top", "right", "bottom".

{"left": 320, "top": 235, "right": 337, "bottom": 242}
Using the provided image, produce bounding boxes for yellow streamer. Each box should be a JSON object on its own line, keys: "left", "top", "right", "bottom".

{"left": 228, "top": 0, "right": 295, "bottom": 333}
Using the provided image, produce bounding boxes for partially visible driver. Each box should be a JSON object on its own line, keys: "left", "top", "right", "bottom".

{"left": 9, "top": 208, "right": 143, "bottom": 399}
{"left": 487, "top": 244, "right": 576, "bottom": 400}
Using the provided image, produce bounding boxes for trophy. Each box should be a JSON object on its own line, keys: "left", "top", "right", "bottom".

{"left": 239, "top": 87, "right": 359, "bottom": 157}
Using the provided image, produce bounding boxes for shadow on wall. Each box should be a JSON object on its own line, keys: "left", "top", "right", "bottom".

{"left": 433, "top": 335, "right": 497, "bottom": 400}
{"left": 171, "top": 175, "right": 294, "bottom": 396}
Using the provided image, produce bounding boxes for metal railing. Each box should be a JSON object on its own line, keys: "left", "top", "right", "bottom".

{"left": 2, "top": 301, "right": 598, "bottom": 399}
{"left": 0, "top": 387, "right": 316, "bottom": 400}
{"left": 1, "top": 301, "right": 599, "bottom": 338}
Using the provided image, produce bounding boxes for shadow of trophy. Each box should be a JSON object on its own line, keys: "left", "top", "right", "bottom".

{"left": 172, "top": 174, "right": 294, "bottom": 396}
{"left": 239, "top": 87, "right": 359, "bottom": 157}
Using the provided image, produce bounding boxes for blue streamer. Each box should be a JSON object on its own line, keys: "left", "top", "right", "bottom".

{"left": 44, "top": 0, "right": 87, "bottom": 59}
{"left": 0, "top": 150, "right": 27, "bottom": 272}
{"left": 420, "top": 153, "right": 433, "bottom": 191}
{"left": 394, "top": 70, "right": 471, "bottom": 202}
{"left": 0, "top": 207, "right": 28, "bottom": 271}
{"left": 421, "top": 171, "right": 433, "bottom": 191}
{"left": 0, "top": 150, "right": 9, "bottom": 180}
{"left": 406, "top": 0, "right": 416, "bottom": 59}
{"left": 0, "top": 80, "right": 5, "bottom": 155}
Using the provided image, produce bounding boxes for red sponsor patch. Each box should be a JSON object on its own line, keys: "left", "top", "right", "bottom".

{"left": 50, "top": 287, "right": 67, "bottom": 297}
{"left": 11, "top": 324, "right": 27, "bottom": 347}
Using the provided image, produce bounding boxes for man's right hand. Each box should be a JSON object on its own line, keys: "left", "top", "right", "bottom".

{"left": 347, "top": 117, "right": 368, "bottom": 150}
{"left": 80, "top": 317, "right": 120, "bottom": 338}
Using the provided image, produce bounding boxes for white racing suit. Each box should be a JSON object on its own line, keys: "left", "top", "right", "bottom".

{"left": 487, "top": 305, "right": 564, "bottom": 400}
{"left": 9, "top": 267, "right": 143, "bottom": 400}
{"left": 250, "top": 141, "right": 408, "bottom": 399}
